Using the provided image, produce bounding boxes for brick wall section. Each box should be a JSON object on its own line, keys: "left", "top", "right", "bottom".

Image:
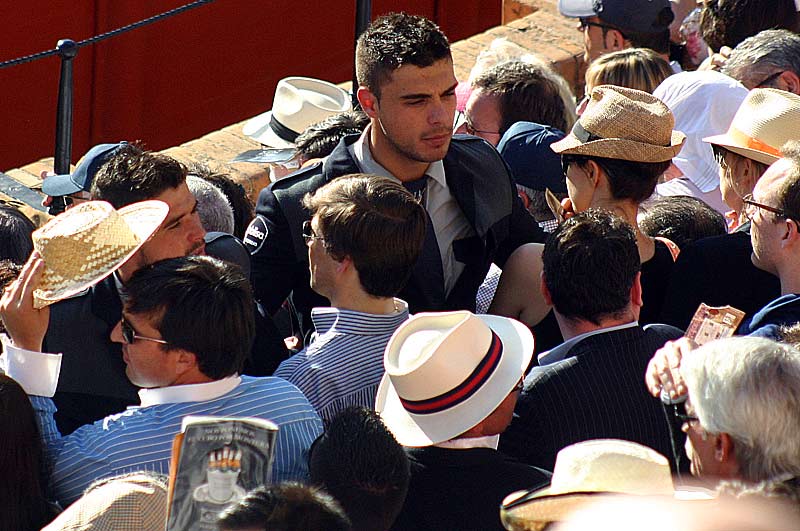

{"left": 3, "top": 0, "right": 583, "bottom": 224}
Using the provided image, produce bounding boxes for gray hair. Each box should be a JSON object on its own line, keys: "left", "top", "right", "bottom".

{"left": 186, "top": 175, "right": 235, "bottom": 234}
{"left": 681, "top": 336, "right": 800, "bottom": 482}
{"left": 722, "top": 30, "right": 800, "bottom": 89}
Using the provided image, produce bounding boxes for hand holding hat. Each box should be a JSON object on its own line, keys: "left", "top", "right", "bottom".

{"left": 0, "top": 251, "right": 49, "bottom": 352}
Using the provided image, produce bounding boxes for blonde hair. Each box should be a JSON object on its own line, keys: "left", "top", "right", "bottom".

{"left": 585, "top": 48, "right": 673, "bottom": 96}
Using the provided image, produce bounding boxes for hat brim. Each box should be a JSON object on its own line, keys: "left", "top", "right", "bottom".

{"left": 42, "top": 173, "right": 83, "bottom": 197}
{"left": 242, "top": 111, "right": 295, "bottom": 148}
{"left": 551, "top": 131, "right": 686, "bottom": 163}
{"left": 557, "top": 0, "right": 596, "bottom": 17}
{"left": 33, "top": 200, "right": 169, "bottom": 307}
{"left": 376, "top": 315, "right": 534, "bottom": 447}
{"left": 702, "top": 133, "right": 780, "bottom": 166}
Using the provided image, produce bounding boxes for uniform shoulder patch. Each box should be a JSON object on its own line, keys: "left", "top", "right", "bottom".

{"left": 243, "top": 215, "right": 268, "bottom": 254}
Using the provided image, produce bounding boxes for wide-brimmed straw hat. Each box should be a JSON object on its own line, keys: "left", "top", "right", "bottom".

{"left": 500, "top": 439, "right": 712, "bottom": 531}
{"left": 242, "top": 76, "right": 352, "bottom": 150}
{"left": 32, "top": 200, "right": 168, "bottom": 308}
{"left": 551, "top": 85, "right": 685, "bottom": 163}
{"left": 376, "top": 311, "right": 534, "bottom": 447}
{"left": 703, "top": 88, "right": 800, "bottom": 166}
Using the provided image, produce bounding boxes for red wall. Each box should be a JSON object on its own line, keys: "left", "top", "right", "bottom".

{"left": 0, "top": 0, "right": 499, "bottom": 170}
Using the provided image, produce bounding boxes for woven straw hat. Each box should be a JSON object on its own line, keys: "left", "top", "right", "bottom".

{"left": 551, "top": 85, "right": 686, "bottom": 162}
{"left": 32, "top": 200, "right": 168, "bottom": 308}
{"left": 500, "top": 439, "right": 711, "bottom": 531}
{"left": 376, "top": 311, "right": 533, "bottom": 447}
{"left": 703, "top": 88, "right": 800, "bottom": 165}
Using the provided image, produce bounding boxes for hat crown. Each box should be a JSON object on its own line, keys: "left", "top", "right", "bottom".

{"left": 386, "top": 311, "right": 494, "bottom": 402}
{"left": 731, "top": 88, "right": 800, "bottom": 151}
{"left": 581, "top": 85, "right": 676, "bottom": 148}
{"left": 550, "top": 439, "right": 673, "bottom": 496}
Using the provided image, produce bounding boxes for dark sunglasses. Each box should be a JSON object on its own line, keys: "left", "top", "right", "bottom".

{"left": 120, "top": 317, "right": 168, "bottom": 345}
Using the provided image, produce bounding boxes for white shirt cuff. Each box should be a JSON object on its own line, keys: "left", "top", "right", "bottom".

{"left": 1, "top": 336, "right": 62, "bottom": 397}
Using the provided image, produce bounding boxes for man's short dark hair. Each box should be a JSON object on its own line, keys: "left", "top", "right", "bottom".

{"left": 776, "top": 141, "right": 800, "bottom": 221}
{"left": 0, "top": 206, "right": 34, "bottom": 264}
{"left": 543, "top": 209, "right": 641, "bottom": 324}
{"left": 310, "top": 408, "right": 410, "bottom": 531}
{"left": 355, "top": 12, "right": 451, "bottom": 97}
{"left": 122, "top": 256, "right": 255, "bottom": 380}
{"left": 302, "top": 174, "right": 426, "bottom": 298}
{"left": 472, "top": 60, "right": 569, "bottom": 135}
{"left": 295, "top": 111, "right": 369, "bottom": 161}
{"left": 562, "top": 155, "right": 670, "bottom": 204}
{"left": 699, "top": 0, "right": 800, "bottom": 53}
{"left": 722, "top": 30, "right": 800, "bottom": 89}
{"left": 91, "top": 144, "right": 187, "bottom": 208}
{"left": 639, "top": 196, "right": 728, "bottom": 249}
{"left": 216, "top": 483, "right": 352, "bottom": 531}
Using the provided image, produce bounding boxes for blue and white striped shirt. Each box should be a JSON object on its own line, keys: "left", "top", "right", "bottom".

{"left": 32, "top": 375, "right": 323, "bottom": 505}
{"left": 274, "top": 301, "right": 408, "bottom": 422}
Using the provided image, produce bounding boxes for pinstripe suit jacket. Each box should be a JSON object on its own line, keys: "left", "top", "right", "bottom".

{"left": 499, "top": 325, "right": 683, "bottom": 472}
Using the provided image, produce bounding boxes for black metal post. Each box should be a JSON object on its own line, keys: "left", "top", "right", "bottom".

{"left": 352, "top": 0, "right": 372, "bottom": 108}
{"left": 54, "top": 39, "right": 78, "bottom": 175}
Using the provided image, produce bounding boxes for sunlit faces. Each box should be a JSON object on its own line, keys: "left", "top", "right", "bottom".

{"left": 306, "top": 216, "right": 339, "bottom": 299}
{"left": 457, "top": 88, "right": 503, "bottom": 146}
{"left": 681, "top": 399, "right": 721, "bottom": 479}
{"left": 137, "top": 181, "right": 207, "bottom": 266}
{"left": 361, "top": 58, "right": 458, "bottom": 172}
{"left": 563, "top": 158, "right": 596, "bottom": 213}
{"left": 748, "top": 159, "right": 793, "bottom": 274}
{"left": 111, "top": 311, "right": 181, "bottom": 389}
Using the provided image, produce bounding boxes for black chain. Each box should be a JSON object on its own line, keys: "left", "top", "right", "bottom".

{"left": 0, "top": 0, "right": 214, "bottom": 69}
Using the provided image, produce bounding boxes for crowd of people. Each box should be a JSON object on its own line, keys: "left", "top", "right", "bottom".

{"left": 2, "top": 1, "right": 800, "bottom": 529}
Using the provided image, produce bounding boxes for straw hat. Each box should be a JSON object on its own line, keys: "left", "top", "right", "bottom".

{"left": 32, "top": 200, "right": 168, "bottom": 308}
{"left": 703, "top": 88, "right": 800, "bottom": 165}
{"left": 243, "top": 76, "right": 352, "bottom": 150}
{"left": 375, "top": 311, "right": 533, "bottom": 447}
{"left": 500, "top": 439, "right": 711, "bottom": 531}
{"left": 551, "top": 85, "right": 685, "bottom": 162}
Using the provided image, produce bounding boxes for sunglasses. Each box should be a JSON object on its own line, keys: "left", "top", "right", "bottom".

{"left": 577, "top": 17, "right": 621, "bottom": 35}
{"left": 120, "top": 317, "right": 168, "bottom": 345}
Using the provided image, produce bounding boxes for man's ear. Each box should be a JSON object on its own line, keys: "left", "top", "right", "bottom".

{"left": 604, "top": 28, "right": 627, "bottom": 52}
{"left": 540, "top": 272, "right": 553, "bottom": 306}
{"left": 781, "top": 217, "right": 799, "bottom": 249}
{"left": 175, "top": 349, "right": 199, "bottom": 375}
{"left": 358, "top": 87, "right": 379, "bottom": 118}
{"left": 630, "top": 271, "right": 643, "bottom": 309}
{"left": 778, "top": 71, "right": 800, "bottom": 95}
{"left": 336, "top": 255, "right": 353, "bottom": 275}
{"left": 585, "top": 159, "right": 603, "bottom": 190}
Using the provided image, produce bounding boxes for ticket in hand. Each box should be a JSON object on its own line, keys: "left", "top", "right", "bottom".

{"left": 685, "top": 303, "right": 745, "bottom": 346}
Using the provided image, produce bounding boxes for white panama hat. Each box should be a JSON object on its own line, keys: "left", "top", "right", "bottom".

{"left": 376, "top": 311, "right": 534, "bottom": 447}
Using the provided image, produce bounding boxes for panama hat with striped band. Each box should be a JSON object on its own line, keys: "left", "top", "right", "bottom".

{"left": 376, "top": 311, "right": 534, "bottom": 447}
{"left": 703, "top": 88, "right": 800, "bottom": 166}
{"left": 32, "top": 200, "right": 168, "bottom": 308}
{"left": 551, "top": 85, "right": 685, "bottom": 163}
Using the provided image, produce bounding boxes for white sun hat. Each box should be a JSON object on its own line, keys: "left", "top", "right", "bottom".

{"left": 32, "top": 200, "right": 168, "bottom": 308}
{"left": 376, "top": 311, "right": 534, "bottom": 447}
{"left": 242, "top": 76, "right": 352, "bottom": 149}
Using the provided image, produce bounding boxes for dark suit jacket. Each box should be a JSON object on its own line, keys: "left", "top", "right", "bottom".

{"left": 245, "top": 134, "right": 545, "bottom": 329}
{"left": 659, "top": 228, "right": 780, "bottom": 331}
{"left": 44, "top": 233, "right": 290, "bottom": 435}
{"left": 499, "top": 324, "right": 684, "bottom": 472}
{"left": 392, "top": 446, "right": 550, "bottom": 531}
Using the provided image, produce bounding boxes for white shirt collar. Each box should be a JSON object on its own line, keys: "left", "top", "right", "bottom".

{"left": 537, "top": 321, "right": 639, "bottom": 366}
{"left": 138, "top": 375, "right": 241, "bottom": 407}
{"left": 351, "top": 125, "right": 446, "bottom": 188}
{"left": 435, "top": 434, "right": 500, "bottom": 450}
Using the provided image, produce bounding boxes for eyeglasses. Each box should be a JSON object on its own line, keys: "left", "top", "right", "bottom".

{"left": 577, "top": 17, "right": 621, "bottom": 35}
{"left": 754, "top": 70, "right": 785, "bottom": 89}
{"left": 742, "top": 193, "right": 787, "bottom": 221}
{"left": 455, "top": 111, "right": 500, "bottom": 137}
{"left": 302, "top": 220, "right": 324, "bottom": 243}
{"left": 120, "top": 317, "right": 168, "bottom": 345}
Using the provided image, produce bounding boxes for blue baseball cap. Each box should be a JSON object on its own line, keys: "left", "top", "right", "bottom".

{"left": 42, "top": 142, "right": 127, "bottom": 197}
{"left": 498, "top": 122, "right": 567, "bottom": 193}
{"left": 558, "top": 0, "right": 673, "bottom": 34}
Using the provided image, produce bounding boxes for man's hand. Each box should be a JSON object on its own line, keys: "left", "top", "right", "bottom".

{"left": 0, "top": 251, "right": 49, "bottom": 351}
{"left": 697, "top": 46, "right": 732, "bottom": 72}
{"left": 645, "top": 336, "right": 698, "bottom": 399}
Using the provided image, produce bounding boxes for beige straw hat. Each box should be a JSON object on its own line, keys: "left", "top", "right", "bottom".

{"left": 32, "top": 200, "right": 169, "bottom": 308}
{"left": 551, "top": 85, "right": 686, "bottom": 162}
{"left": 703, "top": 88, "right": 800, "bottom": 165}
{"left": 500, "top": 439, "right": 712, "bottom": 531}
